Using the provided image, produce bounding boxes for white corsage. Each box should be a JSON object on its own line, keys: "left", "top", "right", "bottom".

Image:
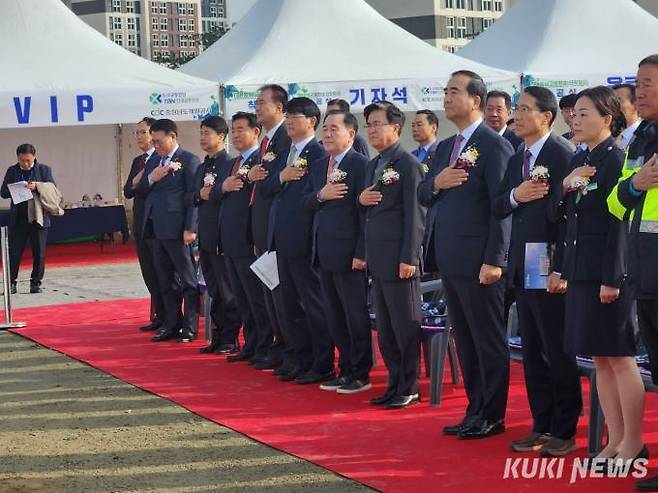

{"left": 262, "top": 152, "right": 276, "bottom": 163}
{"left": 236, "top": 165, "right": 251, "bottom": 181}
{"left": 169, "top": 160, "right": 183, "bottom": 173}
{"left": 530, "top": 165, "right": 550, "bottom": 183}
{"left": 380, "top": 166, "right": 400, "bottom": 185}
{"left": 291, "top": 157, "right": 308, "bottom": 173}
{"left": 455, "top": 146, "right": 480, "bottom": 169}
{"left": 328, "top": 169, "right": 347, "bottom": 184}
{"left": 203, "top": 173, "right": 216, "bottom": 187}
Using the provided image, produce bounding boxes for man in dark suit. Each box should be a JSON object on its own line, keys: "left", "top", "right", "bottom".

{"left": 190, "top": 116, "right": 242, "bottom": 355}
{"left": 136, "top": 119, "right": 201, "bottom": 343}
{"left": 306, "top": 110, "right": 372, "bottom": 393}
{"left": 485, "top": 90, "right": 523, "bottom": 150}
{"left": 1, "top": 144, "right": 55, "bottom": 294}
{"left": 493, "top": 86, "right": 582, "bottom": 456}
{"left": 123, "top": 117, "right": 165, "bottom": 331}
{"left": 259, "top": 97, "right": 332, "bottom": 384}
{"left": 218, "top": 112, "right": 274, "bottom": 366}
{"left": 324, "top": 99, "right": 370, "bottom": 158}
{"left": 559, "top": 93, "right": 578, "bottom": 141}
{"left": 245, "top": 84, "right": 293, "bottom": 369}
{"left": 418, "top": 70, "right": 513, "bottom": 438}
{"left": 359, "top": 102, "right": 426, "bottom": 409}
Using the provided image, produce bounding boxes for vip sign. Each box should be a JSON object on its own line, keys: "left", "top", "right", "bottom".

{"left": 12, "top": 94, "right": 94, "bottom": 125}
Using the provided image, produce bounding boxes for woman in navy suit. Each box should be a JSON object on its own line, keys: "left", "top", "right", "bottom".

{"left": 550, "top": 86, "right": 645, "bottom": 464}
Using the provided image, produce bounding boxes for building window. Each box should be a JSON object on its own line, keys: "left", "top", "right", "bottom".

{"left": 151, "top": 2, "right": 158, "bottom": 14}
{"left": 446, "top": 17, "right": 455, "bottom": 38}
{"left": 112, "top": 0, "right": 121, "bottom": 13}
{"left": 218, "top": 7, "right": 225, "bottom": 16}
{"left": 160, "top": 34, "right": 169, "bottom": 47}
{"left": 127, "top": 17, "right": 136, "bottom": 30}
{"left": 210, "top": 6, "right": 217, "bottom": 16}
{"left": 483, "top": 18, "right": 492, "bottom": 29}
{"left": 152, "top": 33, "right": 160, "bottom": 46}
{"left": 126, "top": 1, "right": 134, "bottom": 13}
{"left": 178, "top": 18, "right": 187, "bottom": 31}
{"left": 494, "top": 0, "right": 503, "bottom": 11}
{"left": 112, "top": 17, "right": 122, "bottom": 29}
{"left": 457, "top": 17, "right": 467, "bottom": 38}
{"left": 127, "top": 33, "right": 136, "bottom": 47}
{"left": 447, "top": 46, "right": 457, "bottom": 53}
{"left": 151, "top": 17, "right": 158, "bottom": 30}
{"left": 160, "top": 17, "right": 168, "bottom": 30}
{"left": 482, "top": 0, "right": 492, "bottom": 10}
{"left": 113, "top": 32, "right": 123, "bottom": 45}
{"left": 467, "top": 0, "right": 474, "bottom": 9}
{"left": 456, "top": 0, "right": 465, "bottom": 9}
{"left": 188, "top": 19, "right": 195, "bottom": 31}
{"left": 179, "top": 34, "right": 188, "bottom": 47}
{"left": 177, "top": 2, "right": 185, "bottom": 14}
{"left": 445, "top": 0, "right": 454, "bottom": 7}
{"left": 159, "top": 3, "right": 167, "bottom": 14}
{"left": 187, "top": 4, "right": 195, "bottom": 14}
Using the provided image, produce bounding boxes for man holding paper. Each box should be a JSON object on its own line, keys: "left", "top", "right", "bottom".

{"left": 492, "top": 86, "right": 581, "bottom": 456}
{"left": 0, "top": 144, "right": 55, "bottom": 294}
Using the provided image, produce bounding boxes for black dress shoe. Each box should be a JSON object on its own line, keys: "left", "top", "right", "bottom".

{"left": 10, "top": 283, "right": 17, "bottom": 295}
{"left": 294, "top": 370, "right": 336, "bottom": 385}
{"left": 29, "top": 285, "right": 42, "bottom": 294}
{"left": 443, "top": 416, "right": 479, "bottom": 436}
{"left": 253, "top": 358, "right": 278, "bottom": 370}
{"left": 226, "top": 351, "right": 254, "bottom": 363}
{"left": 199, "top": 342, "right": 220, "bottom": 354}
{"left": 370, "top": 390, "right": 396, "bottom": 406}
{"left": 384, "top": 394, "right": 420, "bottom": 409}
{"left": 273, "top": 364, "right": 293, "bottom": 377}
{"left": 215, "top": 343, "right": 238, "bottom": 355}
{"left": 177, "top": 328, "right": 196, "bottom": 343}
{"left": 151, "top": 330, "right": 178, "bottom": 342}
{"left": 277, "top": 367, "right": 305, "bottom": 382}
{"left": 139, "top": 320, "right": 162, "bottom": 332}
{"left": 458, "top": 420, "right": 505, "bottom": 439}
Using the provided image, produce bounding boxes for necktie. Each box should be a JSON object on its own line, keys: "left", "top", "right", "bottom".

{"left": 449, "top": 134, "right": 465, "bottom": 165}
{"left": 326, "top": 156, "right": 337, "bottom": 182}
{"left": 286, "top": 145, "right": 298, "bottom": 166}
{"left": 159, "top": 155, "right": 169, "bottom": 166}
{"left": 260, "top": 136, "right": 270, "bottom": 159}
{"left": 417, "top": 147, "right": 427, "bottom": 163}
{"left": 522, "top": 149, "right": 532, "bottom": 181}
{"left": 231, "top": 156, "right": 241, "bottom": 176}
{"left": 139, "top": 153, "right": 148, "bottom": 171}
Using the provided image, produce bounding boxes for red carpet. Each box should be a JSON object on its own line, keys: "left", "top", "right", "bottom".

{"left": 10, "top": 299, "right": 658, "bottom": 492}
{"left": 13, "top": 241, "right": 137, "bottom": 269}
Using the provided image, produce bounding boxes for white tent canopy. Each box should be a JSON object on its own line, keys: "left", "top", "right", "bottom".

{"left": 0, "top": 0, "right": 219, "bottom": 129}
{"left": 180, "top": 0, "right": 517, "bottom": 114}
{"left": 459, "top": 0, "right": 655, "bottom": 98}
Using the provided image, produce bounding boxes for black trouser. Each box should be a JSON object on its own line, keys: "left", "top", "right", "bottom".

{"left": 277, "top": 253, "right": 334, "bottom": 374}
{"left": 638, "top": 299, "right": 658, "bottom": 385}
{"left": 199, "top": 249, "right": 241, "bottom": 345}
{"left": 225, "top": 254, "right": 273, "bottom": 358}
{"left": 516, "top": 288, "right": 582, "bottom": 439}
{"left": 135, "top": 232, "right": 165, "bottom": 322}
{"left": 442, "top": 275, "right": 510, "bottom": 423}
{"left": 371, "top": 276, "right": 422, "bottom": 396}
{"left": 153, "top": 239, "right": 200, "bottom": 334}
{"left": 9, "top": 217, "right": 47, "bottom": 286}
{"left": 319, "top": 268, "right": 372, "bottom": 381}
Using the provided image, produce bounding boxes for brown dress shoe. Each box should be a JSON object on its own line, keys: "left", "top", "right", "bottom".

{"left": 509, "top": 432, "right": 551, "bottom": 452}
{"left": 538, "top": 437, "right": 577, "bottom": 457}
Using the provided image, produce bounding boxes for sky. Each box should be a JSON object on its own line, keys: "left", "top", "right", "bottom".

{"left": 227, "top": 0, "right": 258, "bottom": 24}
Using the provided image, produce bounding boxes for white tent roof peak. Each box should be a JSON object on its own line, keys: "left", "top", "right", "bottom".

{"left": 180, "top": 0, "right": 515, "bottom": 85}
{"left": 459, "top": 0, "right": 658, "bottom": 76}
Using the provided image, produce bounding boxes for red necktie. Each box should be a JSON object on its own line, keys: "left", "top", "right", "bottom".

{"left": 231, "top": 156, "right": 241, "bottom": 176}
{"left": 326, "top": 156, "right": 337, "bottom": 183}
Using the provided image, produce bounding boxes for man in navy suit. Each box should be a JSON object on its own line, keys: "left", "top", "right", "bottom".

{"left": 218, "top": 112, "right": 274, "bottom": 366}
{"left": 259, "top": 97, "right": 332, "bottom": 384}
{"left": 485, "top": 90, "right": 523, "bottom": 150}
{"left": 137, "top": 119, "right": 201, "bottom": 343}
{"left": 559, "top": 94, "right": 578, "bottom": 141}
{"left": 493, "top": 86, "right": 582, "bottom": 456}
{"left": 418, "top": 71, "right": 513, "bottom": 438}
{"left": 360, "top": 102, "right": 426, "bottom": 409}
{"left": 1, "top": 144, "right": 55, "bottom": 294}
{"left": 245, "top": 84, "right": 292, "bottom": 368}
{"left": 324, "top": 99, "right": 370, "bottom": 158}
{"left": 191, "top": 116, "right": 241, "bottom": 355}
{"left": 305, "top": 110, "right": 372, "bottom": 394}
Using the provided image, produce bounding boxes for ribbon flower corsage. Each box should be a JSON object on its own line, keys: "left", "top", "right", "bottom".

{"left": 570, "top": 176, "right": 598, "bottom": 204}
{"left": 420, "top": 162, "right": 429, "bottom": 174}
{"left": 203, "top": 172, "right": 216, "bottom": 187}
{"left": 455, "top": 146, "right": 479, "bottom": 169}
{"left": 169, "top": 160, "right": 183, "bottom": 174}
{"left": 530, "top": 165, "right": 550, "bottom": 183}
{"left": 262, "top": 151, "right": 276, "bottom": 163}
{"left": 291, "top": 157, "right": 308, "bottom": 174}
{"left": 380, "top": 166, "right": 400, "bottom": 185}
{"left": 328, "top": 169, "right": 347, "bottom": 184}
{"left": 236, "top": 164, "right": 251, "bottom": 181}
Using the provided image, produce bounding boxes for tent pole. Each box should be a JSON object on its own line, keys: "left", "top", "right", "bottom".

{"left": 116, "top": 123, "right": 124, "bottom": 204}
{"left": 219, "top": 84, "right": 229, "bottom": 153}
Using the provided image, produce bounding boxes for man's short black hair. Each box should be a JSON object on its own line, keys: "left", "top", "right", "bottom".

{"left": 639, "top": 54, "right": 658, "bottom": 68}
{"left": 558, "top": 93, "right": 578, "bottom": 110}
{"left": 150, "top": 118, "right": 178, "bottom": 136}
{"left": 200, "top": 115, "right": 229, "bottom": 138}
{"left": 327, "top": 98, "right": 350, "bottom": 112}
{"left": 486, "top": 90, "right": 512, "bottom": 110}
{"left": 259, "top": 84, "right": 289, "bottom": 109}
{"left": 364, "top": 101, "right": 406, "bottom": 135}
{"left": 523, "top": 86, "right": 558, "bottom": 126}
{"left": 16, "top": 143, "right": 36, "bottom": 156}
{"left": 232, "top": 111, "right": 261, "bottom": 130}
{"left": 416, "top": 109, "right": 439, "bottom": 133}
{"left": 138, "top": 117, "right": 157, "bottom": 126}
{"left": 286, "top": 97, "right": 321, "bottom": 130}
{"left": 612, "top": 83, "right": 637, "bottom": 103}
{"left": 323, "top": 110, "right": 359, "bottom": 133}
{"left": 451, "top": 70, "right": 487, "bottom": 111}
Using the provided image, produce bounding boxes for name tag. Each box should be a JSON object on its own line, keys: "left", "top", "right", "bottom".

{"left": 585, "top": 182, "right": 598, "bottom": 193}
{"left": 639, "top": 221, "right": 658, "bottom": 234}
{"left": 627, "top": 156, "right": 645, "bottom": 169}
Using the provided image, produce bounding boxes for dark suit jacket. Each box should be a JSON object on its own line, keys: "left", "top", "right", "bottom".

{"left": 492, "top": 133, "right": 573, "bottom": 288}
{"left": 502, "top": 127, "right": 523, "bottom": 151}
{"left": 549, "top": 137, "right": 627, "bottom": 287}
{"left": 260, "top": 138, "right": 328, "bottom": 256}
{"left": 251, "top": 123, "right": 292, "bottom": 251}
{"left": 418, "top": 122, "right": 514, "bottom": 277}
{"left": 136, "top": 147, "right": 201, "bottom": 240}
{"left": 364, "top": 143, "right": 426, "bottom": 281}
{"left": 189, "top": 150, "right": 230, "bottom": 252}
{"left": 219, "top": 150, "right": 258, "bottom": 258}
{"left": 1, "top": 161, "right": 55, "bottom": 228}
{"left": 411, "top": 140, "right": 439, "bottom": 167}
{"left": 304, "top": 148, "right": 368, "bottom": 272}
{"left": 123, "top": 151, "right": 151, "bottom": 239}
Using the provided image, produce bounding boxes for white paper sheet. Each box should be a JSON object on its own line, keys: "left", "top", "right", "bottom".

{"left": 7, "top": 181, "right": 33, "bottom": 204}
{"left": 250, "top": 251, "right": 280, "bottom": 291}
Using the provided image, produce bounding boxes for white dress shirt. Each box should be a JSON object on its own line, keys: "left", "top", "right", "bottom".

{"left": 265, "top": 119, "right": 285, "bottom": 141}
{"left": 619, "top": 119, "right": 641, "bottom": 150}
{"left": 241, "top": 145, "right": 259, "bottom": 164}
{"left": 457, "top": 118, "right": 483, "bottom": 155}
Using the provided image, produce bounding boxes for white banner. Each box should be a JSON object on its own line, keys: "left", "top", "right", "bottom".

{"left": 519, "top": 72, "right": 637, "bottom": 103}
{"left": 0, "top": 85, "right": 220, "bottom": 129}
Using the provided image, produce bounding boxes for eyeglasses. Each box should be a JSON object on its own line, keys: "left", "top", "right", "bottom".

{"left": 365, "top": 122, "right": 393, "bottom": 130}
